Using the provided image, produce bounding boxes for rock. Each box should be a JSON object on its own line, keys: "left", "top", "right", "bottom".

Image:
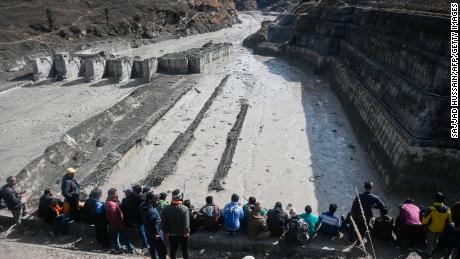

{"left": 199, "top": 249, "right": 206, "bottom": 255}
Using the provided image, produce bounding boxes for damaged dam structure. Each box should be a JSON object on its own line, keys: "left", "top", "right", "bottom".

{"left": 30, "top": 42, "right": 232, "bottom": 83}
{"left": 252, "top": 4, "right": 459, "bottom": 193}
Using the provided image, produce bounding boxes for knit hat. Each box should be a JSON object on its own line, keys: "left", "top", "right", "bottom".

{"left": 172, "top": 189, "right": 183, "bottom": 200}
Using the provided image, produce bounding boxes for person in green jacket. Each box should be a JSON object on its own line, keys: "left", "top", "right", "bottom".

{"left": 299, "top": 205, "right": 319, "bottom": 237}
{"left": 157, "top": 192, "right": 169, "bottom": 215}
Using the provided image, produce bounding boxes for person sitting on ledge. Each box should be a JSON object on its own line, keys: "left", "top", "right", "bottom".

{"left": 242, "top": 197, "right": 256, "bottom": 230}
{"left": 371, "top": 207, "right": 394, "bottom": 242}
{"left": 184, "top": 199, "right": 201, "bottom": 234}
{"left": 318, "top": 203, "right": 341, "bottom": 237}
{"left": 267, "top": 202, "right": 289, "bottom": 237}
{"left": 199, "top": 196, "right": 221, "bottom": 232}
{"left": 47, "top": 197, "right": 70, "bottom": 237}
{"left": 222, "top": 193, "right": 244, "bottom": 234}
{"left": 282, "top": 209, "right": 309, "bottom": 246}
{"left": 395, "top": 198, "right": 424, "bottom": 246}
{"left": 246, "top": 202, "right": 269, "bottom": 240}
{"left": 38, "top": 188, "right": 54, "bottom": 219}
{"left": 299, "top": 205, "right": 320, "bottom": 238}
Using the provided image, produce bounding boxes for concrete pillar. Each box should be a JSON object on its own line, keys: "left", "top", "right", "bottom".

{"left": 83, "top": 56, "right": 106, "bottom": 82}
{"left": 31, "top": 56, "right": 54, "bottom": 81}
{"left": 53, "top": 52, "right": 81, "bottom": 81}
{"left": 142, "top": 57, "right": 158, "bottom": 83}
{"left": 110, "top": 57, "right": 134, "bottom": 82}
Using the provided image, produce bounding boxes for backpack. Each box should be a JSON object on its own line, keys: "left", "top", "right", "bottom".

{"left": 223, "top": 204, "right": 239, "bottom": 230}
{"left": 284, "top": 218, "right": 309, "bottom": 245}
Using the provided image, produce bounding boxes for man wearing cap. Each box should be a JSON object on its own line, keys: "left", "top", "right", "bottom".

{"left": 422, "top": 192, "right": 452, "bottom": 256}
{"left": 61, "top": 167, "right": 81, "bottom": 220}
{"left": 161, "top": 189, "right": 190, "bottom": 259}
{"left": 1, "top": 176, "right": 27, "bottom": 224}
{"left": 142, "top": 192, "right": 167, "bottom": 259}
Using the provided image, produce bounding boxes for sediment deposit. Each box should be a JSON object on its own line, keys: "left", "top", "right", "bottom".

{"left": 245, "top": 1, "right": 459, "bottom": 194}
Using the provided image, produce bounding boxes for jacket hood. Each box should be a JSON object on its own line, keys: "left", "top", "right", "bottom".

{"left": 433, "top": 203, "right": 448, "bottom": 213}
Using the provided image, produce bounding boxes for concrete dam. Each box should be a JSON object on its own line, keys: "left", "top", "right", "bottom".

{"left": 249, "top": 3, "right": 459, "bottom": 194}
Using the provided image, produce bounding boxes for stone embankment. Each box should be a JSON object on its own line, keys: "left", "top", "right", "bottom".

{"left": 30, "top": 42, "right": 232, "bottom": 83}
{"left": 245, "top": 1, "right": 459, "bottom": 194}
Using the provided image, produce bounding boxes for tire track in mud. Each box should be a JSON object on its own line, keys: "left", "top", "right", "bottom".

{"left": 141, "top": 74, "right": 231, "bottom": 187}
{"left": 208, "top": 99, "right": 249, "bottom": 191}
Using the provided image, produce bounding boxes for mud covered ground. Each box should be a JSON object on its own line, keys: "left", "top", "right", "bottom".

{"left": 0, "top": 10, "right": 434, "bottom": 259}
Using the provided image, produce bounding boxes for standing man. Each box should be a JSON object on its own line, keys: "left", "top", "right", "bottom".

{"left": 161, "top": 189, "right": 190, "bottom": 259}
{"left": 422, "top": 192, "right": 452, "bottom": 257}
{"left": 1, "top": 176, "right": 27, "bottom": 224}
{"left": 105, "top": 188, "right": 135, "bottom": 253}
{"left": 61, "top": 167, "right": 80, "bottom": 220}
{"left": 349, "top": 181, "right": 385, "bottom": 242}
{"left": 85, "top": 188, "right": 109, "bottom": 248}
{"left": 142, "top": 192, "right": 167, "bottom": 259}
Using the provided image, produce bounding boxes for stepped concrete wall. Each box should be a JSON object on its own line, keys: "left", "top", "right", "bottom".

{"left": 31, "top": 56, "right": 54, "bottom": 81}
{"left": 285, "top": 7, "right": 459, "bottom": 192}
{"left": 54, "top": 52, "right": 82, "bottom": 81}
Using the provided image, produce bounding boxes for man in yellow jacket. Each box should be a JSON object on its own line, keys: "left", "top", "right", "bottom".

{"left": 422, "top": 192, "right": 452, "bottom": 256}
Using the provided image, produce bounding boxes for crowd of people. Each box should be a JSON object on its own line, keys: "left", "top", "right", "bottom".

{"left": 1, "top": 168, "right": 460, "bottom": 259}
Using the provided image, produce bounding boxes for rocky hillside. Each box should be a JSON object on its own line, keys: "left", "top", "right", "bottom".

{"left": 244, "top": 0, "right": 459, "bottom": 194}
{"left": 0, "top": 0, "right": 239, "bottom": 71}
{"left": 235, "top": 0, "right": 301, "bottom": 12}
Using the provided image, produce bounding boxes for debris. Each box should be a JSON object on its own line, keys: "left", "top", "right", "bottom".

{"left": 309, "top": 175, "right": 324, "bottom": 182}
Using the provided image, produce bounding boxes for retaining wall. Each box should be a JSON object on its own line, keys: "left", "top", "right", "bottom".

{"left": 285, "top": 6, "right": 460, "bottom": 192}
{"left": 31, "top": 56, "right": 54, "bottom": 81}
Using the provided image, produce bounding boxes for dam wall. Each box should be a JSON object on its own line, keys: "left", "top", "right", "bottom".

{"left": 285, "top": 6, "right": 459, "bottom": 192}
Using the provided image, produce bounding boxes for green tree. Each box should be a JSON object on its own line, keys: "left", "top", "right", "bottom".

{"left": 46, "top": 8, "right": 55, "bottom": 31}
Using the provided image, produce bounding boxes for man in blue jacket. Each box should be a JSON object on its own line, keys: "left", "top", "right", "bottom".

{"left": 85, "top": 188, "right": 109, "bottom": 248}
{"left": 143, "top": 192, "right": 167, "bottom": 259}
{"left": 222, "top": 194, "right": 244, "bottom": 233}
{"left": 349, "top": 181, "right": 385, "bottom": 242}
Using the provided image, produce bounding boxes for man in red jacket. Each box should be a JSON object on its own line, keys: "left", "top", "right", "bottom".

{"left": 105, "top": 188, "right": 135, "bottom": 253}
